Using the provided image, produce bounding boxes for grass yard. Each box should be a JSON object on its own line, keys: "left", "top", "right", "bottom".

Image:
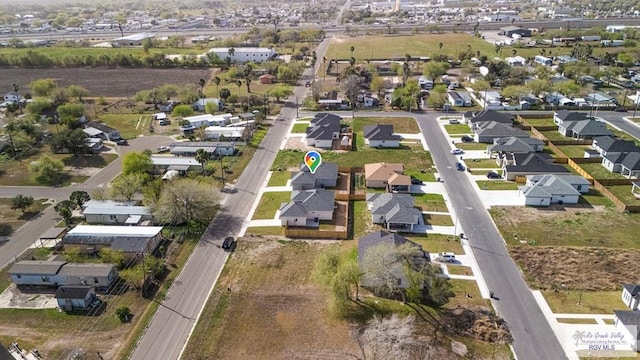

{"left": 542, "top": 290, "right": 624, "bottom": 314}
{"left": 406, "top": 234, "right": 463, "bottom": 254}
{"left": 412, "top": 193, "right": 448, "bottom": 212}
{"left": 267, "top": 170, "right": 291, "bottom": 186}
{"left": 554, "top": 145, "right": 591, "bottom": 158}
{"left": 447, "top": 279, "right": 491, "bottom": 308}
{"left": 522, "top": 118, "right": 556, "bottom": 127}
{"left": 456, "top": 142, "right": 487, "bottom": 150}
{"left": 328, "top": 33, "right": 495, "bottom": 60}
{"left": 350, "top": 117, "right": 419, "bottom": 133}
{"left": 475, "top": 181, "right": 518, "bottom": 190}
{"left": 353, "top": 201, "right": 372, "bottom": 238}
{"left": 492, "top": 206, "right": 640, "bottom": 248}
{"left": 0, "top": 198, "right": 49, "bottom": 232}
{"left": 244, "top": 226, "right": 285, "bottom": 237}
{"left": 447, "top": 265, "right": 473, "bottom": 276}
{"left": 605, "top": 184, "right": 639, "bottom": 204}
{"left": 291, "top": 123, "right": 309, "bottom": 133}
{"left": 423, "top": 213, "right": 454, "bottom": 226}
{"left": 405, "top": 170, "right": 436, "bottom": 182}
{"left": 579, "top": 163, "right": 627, "bottom": 180}
{"left": 444, "top": 124, "right": 472, "bottom": 135}
{"left": 466, "top": 159, "right": 500, "bottom": 169}
{"left": 539, "top": 130, "right": 567, "bottom": 141}
{"left": 98, "top": 113, "right": 150, "bottom": 139}
{"left": 579, "top": 189, "right": 612, "bottom": 207}
{"left": 556, "top": 318, "right": 598, "bottom": 324}
{"left": 251, "top": 192, "right": 291, "bottom": 220}
{"left": 0, "top": 148, "right": 89, "bottom": 186}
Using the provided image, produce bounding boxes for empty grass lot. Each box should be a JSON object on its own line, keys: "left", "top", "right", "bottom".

{"left": 447, "top": 279, "right": 491, "bottom": 308}
{"left": 251, "top": 192, "right": 291, "bottom": 220}
{"left": 412, "top": 193, "right": 447, "bottom": 212}
{"left": 456, "top": 142, "right": 486, "bottom": 150}
{"left": 605, "top": 184, "right": 639, "bottom": 204}
{"left": 0, "top": 198, "right": 49, "bottom": 232}
{"left": 522, "top": 118, "right": 556, "bottom": 127}
{"left": 491, "top": 206, "right": 640, "bottom": 248}
{"left": 579, "top": 163, "right": 627, "bottom": 180}
{"left": 0, "top": 150, "right": 90, "bottom": 186}
{"left": 291, "top": 123, "right": 309, "bottom": 133}
{"left": 405, "top": 170, "right": 436, "bottom": 182}
{"left": 244, "top": 226, "right": 285, "bottom": 236}
{"left": 350, "top": 117, "right": 419, "bottom": 133}
{"left": 405, "top": 234, "right": 464, "bottom": 256}
{"left": 353, "top": 200, "right": 371, "bottom": 238}
{"left": 444, "top": 124, "right": 472, "bottom": 135}
{"left": 423, "top": 213, "right": 453, "bottom": 226}
{"left": 447, "top": 265, "right": 473, "bottom": 276}
{"left": 555, "top": 145, "right": 591, "bottom": 158}
{"left": 267, "top": 170, "right": 291, "bottom": 186}
{"left": 542, "top": 290, "right": 625, "bottom": 314}
{"left": 476, "top": 181, "right": 518, "bottom": 190}
{"left": 466, "top": 159, "right": 500, "bottom": 169}
{"left": 99, "top": 114, "right": 150, "bottom": 139}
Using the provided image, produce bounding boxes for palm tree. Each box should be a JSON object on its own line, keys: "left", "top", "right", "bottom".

{"left": 213, "top": 76, "right": 221, "bottom": 95}
{"left": 195, "top": 149, "right": 210, "bottom": 173}
{"left": 245, "top": 77, "right": 252, "bottom": 94}
{"left": 402, "top": 62, "right": 410, "bottom": 86}
{"left": 350, "top": 46, "right": 355, "bottom": 56}
{"left": 512, "top": 49, "right": 517, "bottom": 56}
{"left": 227, "top": 47, "right": 235, "bottom": 65}
{"left": 198, "top": 78, "right": 206, "bottom": 99}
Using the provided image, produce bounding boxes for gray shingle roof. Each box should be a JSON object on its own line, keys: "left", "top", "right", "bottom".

{"left": 290, "top": 189, "right": 335, "bottom": 212}
{"left": 624, "top": 284, "right": 640, "bottom": 298}
{"left": 622, "top": 152, "right": 640, "bottom": 170}
{"left": 290, "top": 162, "right": 339, "bottom": 188}
{"left": 505, "top": 153, "right": 570, "bottom": 174}
{"left": 490, "top": 136, "right": 543, "bottom": 153}
{"left": 522, "top": 174, "right": 581, "bottom": 197}
{"left": 565, "top": 120, "right": 613, "bottom": 136}
{"left": 57, "top": 263, "right": 116, "bottom": 277}
{"left": 363, "top": 124, "right": 402, "bottom": 141}
{"left": 9, "top": 260, "right": 67, "bottom": 275}
{"left": 475, "top": 121, "right": 529, "bottom": 137}
{"left": 279, "top": 202, "right": 308, "bottom": 217}
{"left": 614, "top": 310, "right": 640, "bottom": 340}
{"left": 368, "top": 193, "right": 419, "bottom": 225}
{"left": 55, "top": 286, "right": 93, "bottom": 299}
{"left": 306, "top": 113, "right": 341, "bottom": 141}
{"left": 555, "top": 110, "right": 591, "bottom": 122}
{"left": 469, "top": 110, "right": 513, "bottom": 124}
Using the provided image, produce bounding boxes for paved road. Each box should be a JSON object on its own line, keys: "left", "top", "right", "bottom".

{"left": 0, "top": 136, "right": 173, "bottom": 269}
{"left": 129, "top": 40, "right": 330, "bottom": 360}
{"left": 415, "top": 113, "right": 567, "bottom": 360}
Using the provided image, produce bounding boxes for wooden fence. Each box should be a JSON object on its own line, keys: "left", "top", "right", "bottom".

{"left": 284, "top": 227, "right": 348, "bottom": 239}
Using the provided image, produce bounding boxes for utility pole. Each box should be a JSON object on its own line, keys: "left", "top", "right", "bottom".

{"left": 296, "top": 96, "right": 299, "bottom": 118}
{"left": 220, "top": 156, "right": 225, "bottom": 185}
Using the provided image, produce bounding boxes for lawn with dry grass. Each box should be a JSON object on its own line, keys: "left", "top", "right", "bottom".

{"left": 543, "top": 290, "right": 625, "bottom": 314}
{"left": 0, "top": 198, "right": 49, "bottom": 232}
{"left": 267, "top": 170, "right": 291, "bottom": 186}
{"left": 423, "top": 213, "right": 454, "bottom": 226}
{"left": 490, "top": 206, "right": 640, "bottom": 248}
{"left": 350, "top": 117, "right": 420, "bottom": 134}
{"left": 406, "top": 234, "right": 464, "bottom": 254}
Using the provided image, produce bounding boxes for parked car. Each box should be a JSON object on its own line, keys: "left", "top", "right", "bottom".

{"left": 222, "top": 236, "right": 235, "bottom": 250}
{"left": 450, "top": 148, "right": 464, "bottom": 155}
{"left": 456, "top": 162, "right": 465, "bottom": 171}
{"left": 486, "top": 171, "right": 501, "bottom": 179}
{"left": 615, "top": 107, "right": 628, "bottom": 112}
{"left": 157, "top": 146, "right": 170, "bottom": 153}
{"left": 439, "top": 252, "right": 456, "bottom": 262}
{"left": 461, "top": 135, "right": 474, "bottom": 142}
{"left": 221, "top": 186, "right": 238, "bottom": 194}
{"left": 448, "top": 118, "right": 460, "bottom": 124}
{"left": 410, "top": 177, "right": 423, "bottom": 185}
{"left": 116, "top": 139, "right": 128, "bottom": 145}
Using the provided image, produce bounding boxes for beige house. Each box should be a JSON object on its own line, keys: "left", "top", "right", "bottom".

{"left": 387, "top": 173, "right": 411, "bottom": 193}
{"left": 364, "top": 163, "right": 404, "bottom": 188}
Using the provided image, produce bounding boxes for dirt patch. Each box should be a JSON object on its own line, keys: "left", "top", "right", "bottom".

{"left": 0, "top": 67, "right": 212, "bottom": 97}
{"left": 511, "top": 246, "right": 640, "bottom": 291}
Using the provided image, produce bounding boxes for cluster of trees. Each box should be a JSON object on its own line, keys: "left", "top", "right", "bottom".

{"left": 53, "top": 190, "right": 90, "bottom": 227}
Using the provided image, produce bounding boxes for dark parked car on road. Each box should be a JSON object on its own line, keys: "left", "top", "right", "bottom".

{"left": 116, "top": 139, "right": 128, "bottom": 145}
{"left": 222, "top": 237, "right": 235, "bottom": 250}
{"left": 456, "top": 162, "right": 465, "bottom": 171}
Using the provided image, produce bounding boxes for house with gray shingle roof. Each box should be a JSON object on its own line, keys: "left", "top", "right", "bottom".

{"left": 489, "top": 136, "right": 545, "bottom": 160}
{"left": 82, "top": 200, "right": 152, "bottom": 225}
{"left": 622, "top": 284, "right": 640, "bottom": 310}
{"left": 290, "top": 162, "right": 338, "bottom": 190}
{"left": 466, "top": 110, "right": 514, "bottom": 126}
{"left": 357, "top": 230, "right": 430, "bottom": 290}
{"left": 520, "top": 174, "right": 590, "bottom": 206}
{"left": 553, "top": 110, "right": 592, "bottom": 125}
{"left": 363, "top": 124, "right": 402, "bottom": 148}
{"left": 502, "top": 152, "right": 570, "bottom": 180}
{"left": 279, "top": 189, "right": 335, "bottom": 227}
{"left": 305, "top": 113, "right": 342, "bottom": 148}
{"left": 614, "top": 310, "right": 640, "bottom": 350}
{"left": 474, "top": 121, "right": 530, "bottom": 143}
{"left": 621, "top": 152, "right": 640, "bottom": 178}
{"left": 9, "top": 260, "right": 117, "bottom": 288}
{"left": 592, "top": 136, "right": 639, "bottom": 157}
{"left": 558, "top": 118, "right": 613, "bottom": 139}
{"left": 366, "top": 193, "right": 422, "bottom": 232}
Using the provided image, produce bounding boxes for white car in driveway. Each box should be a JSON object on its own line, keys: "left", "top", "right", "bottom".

{"left": 450, "top": 148, "right": 464, "bottom": 155}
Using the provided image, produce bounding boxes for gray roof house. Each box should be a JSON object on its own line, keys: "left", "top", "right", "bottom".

{"left": 55, "top": 285, "right": 97, "bottom": 311}
{"left": 520, "top": 174, "right": 590, "bottom": 206}
{"left": 84, "top": 122, "right": 121, "bottom": 141}
{"left": 366, "top": 193, "right": 422, "bottom": 233}
{"left": 169, "top": 142, "right": 236, "bottom": 157}
{"left": 592, "top": 136, "right": 639, "bottom": 156}
{"left": 558, "top": 119, "right": 613, "bottom": 139}
{"left": 306, "top": 113, "right": 342, "bottom": 149}
{"left": 602, "top": 151, "right": 640, "bottom": 178}
{"left": 363, "top": 124, "right": 402, "bottom": 148}
{"left": 290, "top": 162, "right": 339, "bottom": 190}
{"left": 474, "top": 121, "right": 530, "bottom": 143}
{"left": 82, "top": 201, "right": 152, "bottom": 225}
{"left": 488, "top": 136, "right": 545, "bottom": 159}
{"left": 503, "top": 152, "right": 570, "bottom": 180}
{"left": 614, "top": 310, "right": 640, "bottom": 350}
{"left": 9, "top": 260, "right": 117, "bottom": 288}
{"left": 553, "top": 110, "right": 592, "bottom": 125}
{"left": 466, "top": 110, "right": 514, "bottom": 126}
{"left": 279, "top": 189, "right": 335, "bottom": 227}
{"left": 622, "top": 284, "right": 640, "bottom": 311}
{"left": 357, "top": 230, "right": 430, "bottom": 290}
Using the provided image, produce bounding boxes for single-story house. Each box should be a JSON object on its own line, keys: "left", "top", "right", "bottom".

{"left": 111, "top": 33, "right": 155, "bottom": 46}
{"left": 367, "top": 193, "right": 422, "bottom": 232}
{"left": 488, "top": 136, "right": 545, "bottom": 159}
{"left": 191, "top": 98, "right": 224, "bottom": 112}
{"left": 613, "top": 310, "right": 640, "bottom": 351}
{"left": 358, "top": 230, "right": 430, "bottom": 290}
{"left": 290, "top": 162, "right": 339, "bottom": 190}
{"left": 82, "top": 200, "right": 152, "bottom": 225}
{"left": 258, "top": 74, "right": 275, "bottom": 84}
{"left": 84, "top": 122, "right": 121, "bottom": 141}
{"left": 545, "top": 92, "right": 574, "bottom": 106}
{"left": 592, "top": 136, "right": 639, "bottom": 157}
{"left": 585, "top": 92, "right": 618, "bottom": 107}
{"left": 363, "top": 124, "right": 401, "bottom": 148}
{"left": 505, "top": 55, "right": 527, "bottom": 66}
{"left": 558, "top": 119, "right": 612, "bottom": 139}
{"left": 474, "top": 121, "right": 530, "bottom": 143}
{"left": 279, "top": 189, "right": 335, "bottom": 227}
{"left": 520, "top": 174, "right": 590, "bottom": 206}
{"left": 159, "top": 100, "right": 180, "bottom": 112}
{"left": 364, "top": 162, "right": 404, "bottom": 188}
{"left": 84, "top": 137, "right": 104, "bottom": 154}
{"left": 151, "top": 155, "right": 201, "bottom": 173}
{"left": 204, "top": 126, "right": 245, "bottom": 140}
{"left": 448, "top": 91, "right": 473, "bottom": 107}
{"left": 387, "top": 172, "right": 412, "bottom": 193}
{"left": 169, "top": 142, "right": 235, "bottom": 157}
{"left": 238, "top": 112, "right": 256, "bottom": 122}
{"left": 622, "top": 284, "right": 640, "bottom": 311}
{"left": 55, "top": 286, "right": 97, "bottom": 311}
{"left": 306, "top": 113, "right": 342, "bottom": 148}
{"left": 465, "top": 110, "right": 514, "bottom": 126}
{"left": 553, "top": 110, "right": 592, "bottom": 125}
{"left": 181, "top": 113, "right": 232, "bottom": 131}
{"left": 63, "top": 225, "right": 163, "bottom": 259}
{"left": 503, "top": 152, "right": 571, "bottom": 180}
{"left": 9, "top": 260, "right": 117, "bottom": 288}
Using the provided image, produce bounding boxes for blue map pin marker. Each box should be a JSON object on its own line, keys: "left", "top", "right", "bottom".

{"left": 304, "top": 151, "right": 322, "bottom": 174}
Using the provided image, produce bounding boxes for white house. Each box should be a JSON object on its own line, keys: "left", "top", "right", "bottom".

{"left": 111, "top": 33, "right": 155, "bottom": 46}
{"left": 63, "top": 225, "right": 163, "bottom": 259}
{"left": 9, "top": 260, "right": 118, "bottom": 288}
{"left": 205, "top": 47, "right": 276, "bottom": 63}
{"left": 505, "top": 56, "right": 526, "bottom": 66}
{"left": 181, "top": 113, "right": 232, "bottom": 131}
{"left": 82, "top": 200, "right": 152, "bottom": 225}
{"left": 192, "top": 98, "right": 224, "bottom": 112}
{"left": 622, "top": 284, "right": 640, "bottom": 310}
{"left": 520, "top": 174, "right": 590, "bottom": 206}
{"left": 279, "top": 189, "right": 335, "bottom": 227}
{"left": 363, "top": 124, "right": 401, "bottom": 148}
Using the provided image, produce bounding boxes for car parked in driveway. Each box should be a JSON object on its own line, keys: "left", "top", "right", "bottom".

{"left": 157, "top": 146, "right": 170, "bottom": 153}
{"left": 486, "top": 171, "right": 501, "bottom": 179}
{"left": 410, "top": 177, "right": 423, "bottom": 185}
{"left": 116, "top": 139, "right": 128, "bottom": 145}
{"left": 461, "top": 135, "right": 474, "bottom": 142}
{"left": 450, "top": 148, "right": 464, "bottom": 155}
{"left": 439, "top": 252, "right": 456, "bottom": 262}
{"left": 448, "top": 119, "right": 460, "bottom": 124}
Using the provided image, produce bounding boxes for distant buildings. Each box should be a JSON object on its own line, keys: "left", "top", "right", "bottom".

{"left": 111, "top": 33, "right": 155, "bottom": 47}
{"left": 205, "top": 47, "right": 277, "bottom": 63}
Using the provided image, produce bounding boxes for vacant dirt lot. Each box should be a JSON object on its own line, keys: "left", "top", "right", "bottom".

{"left": 0, "top": 67, "right": 212, "bottom": 97}
{"left": 511, "top": 246, "right": 640, "bottom": 291}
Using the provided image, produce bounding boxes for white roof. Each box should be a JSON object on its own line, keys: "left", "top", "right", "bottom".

{"left": 207, "top": 47, "right": 274, "bottom": 54}
{"left": 83, "top": 127, "right": 103, "bottom": 136}
{"left": 183, "top": 113, "right": 232, "bottom": 123}
{"left": 67, "top": 225, "right": 162, "bottom": 237}
{"left": 151, "top": 155, "right": 199, "bottom": 166}
{"left": 113, "top": 33, "right": 155, "bottom": 41}
{"left": 154, "top": 112, "right": 167, "bottom": 120}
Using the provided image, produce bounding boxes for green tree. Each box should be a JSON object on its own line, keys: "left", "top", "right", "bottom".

{"left": 70, "top": 190, "right": 90, "bottom": 209}
{"left": 58, "top": 207, "right": 73, "bottom": 228}
{"left": 370, "top": 76, "right": 385, "bottom": 98}
{"left": 116, "top": 306, "right": 131, "bottom": 323}
{"left": 555, "top": 81, "right": 581, "bottom": 98}
{"left": 426, "top": 84, "right": 448, "bottom": 109}
{"left": 110, "top": 173, "right": 145, "bottom": 201}
{"left": 422, "top": 61, "right": 449, "bottom": 80}
{"left": 99, "top": 248, "right": 126, "bottom": 269}
{"left": 195, "top": 149, "right": 211, "bottom": 173}
{"left": 219, "top": 88, "right": 231, "bottom": 101}
{"left": 11, "top": 194, "right": 34, "bottom": 213}
{"left": 29, "top": 78, "right": 57, "bottom": 96}
{"left": 267, "top": 84, "right": 294, "bottom": 102}
{"left": 152, "top": 178, "right": 221, "bottom": 227}
{"left": 501, "top": 85, "right": 529, "bottom": 104}
{"left": 66, "top": 85, "right": 89, "bottom": 102}
{"left": 57, "top": 103, "right": 85, "bottom": 126}
{"left": 30, "top": 155, "right": 64, "bottom": 185}
{"left": 122, "top": 152, "right": 152, "bottom": 175}
{"left": 25, "top": 98, "right": 52, "bottom": 116}
{"left": 172, "top": 104, "right": 194, "bottom": 117}
{"left": 205, "top": 101, "right": 219, "bottom": 114}
{"left": 526, "top": 79, "right": 551, "bottom": 97}
{"left": 50, "top": 87, "right": 69, "bottom": 107}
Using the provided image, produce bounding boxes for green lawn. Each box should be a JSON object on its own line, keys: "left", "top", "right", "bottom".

{"left": 244, "top": 226, "right": 285, "bottom": 236}
{"left": 579, "top": 163, "right": 627, "bottom": 180}
{"left": 555, "top": 145, "right": 591, "bottom": 158}
{"left": 351, "top": 117, "right": 419, "bottom": 133}
{"left": 405, "top": 170, "right": 436, "bottom": 182}
{"left": 99, "top": 114, "right": 150, "bottom": 139}
{"left": 412, "top": 193, "right": 447, "bottom": 212}
{"left": 523, "top": 118, "right": 556, "bottom": 127}
{"left": 578, "top": 189, "right": 612, "bottom": 207}
{"left": 327, "top": 33, "right": 496, "bottom": 60}
{"left": 447, "top": 279, "right": 491, "bottom": 308}
{"left": 405, "top": 233, "right": 464, "bottom": 254}
{"left": 542, "top": 290, "right": 625, "bottom": 314}
{"left": 605, "top": 184, "right": 639, "bottom": 204}
{"left": 447, "top": 265, "right": 473, "bottom": 276}
{"left": 466, "top": 159, "right": 499, "bottom": 169}
{"left": 251, "top": 192, "right": 291, "bottom": 220}
{"left": 456, "top": 142, "right": 486, "bottom": 150}
{"left": 0, "top": 148, "right": 90, "bottom": 186}
{"left": 444, "top": 124, "right": 472, "bottom": 135}
{"left": 291, "top": 123, "right": 309, "bottom": 133}
{"left": 476, "top": 181, "right": 518, "bottom": 190}
{"left": 422, "top": 213, "right": 453, "bottom": 226}
{"left": 267, "top": 170, "right": 291, "bottom": 186}
{"left": 353, "top": 200, "right": 371, "bottom": 238}
{"left": 539, "top": 130, "right": 567, "bottom": 141}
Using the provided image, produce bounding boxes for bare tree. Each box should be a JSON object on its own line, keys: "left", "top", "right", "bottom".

{"left": 342, "top": 74, "right": 362, "bottom": 118}
{"left": 355, "top": 314, "right": 418, "bottom": 360}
